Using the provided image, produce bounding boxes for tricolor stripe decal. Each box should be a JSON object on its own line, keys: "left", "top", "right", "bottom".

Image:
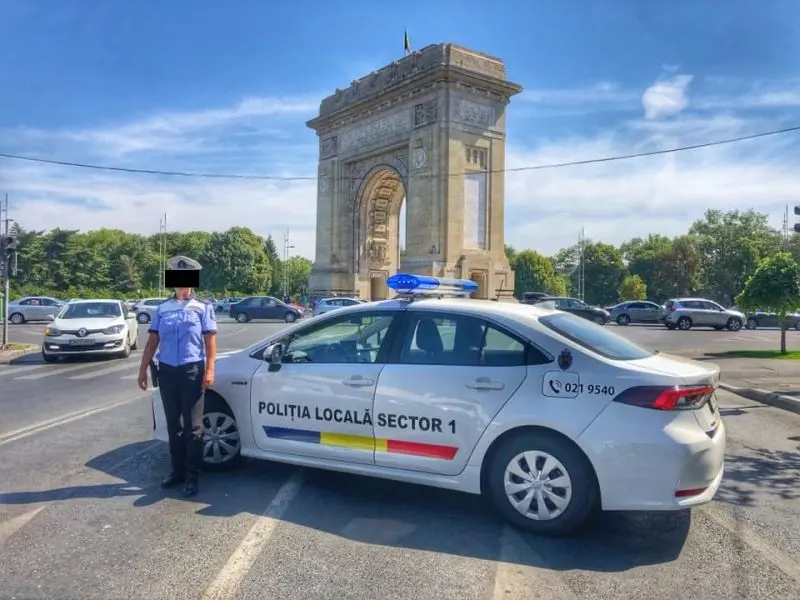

{"left": 263, "top": 426, "right": 458, "bottom": 460}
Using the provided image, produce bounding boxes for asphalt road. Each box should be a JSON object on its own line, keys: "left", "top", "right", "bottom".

{"left": 0, "top": 319, "right": 799, "bottom": 599}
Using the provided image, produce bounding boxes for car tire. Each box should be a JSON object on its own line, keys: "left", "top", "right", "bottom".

{"left": 726, "top": 318, "right": 743, "bottom": 332}
{"left": 130, "top": 335, "right": 138, "bottom": 351}
{"left": 41, "top": 350, "right": 58, "bottom": 363}
{"left": 9, "top": 312, "right": 24, "bottom": 325}
{"left": 665, "top": 322, "right": 676, "bottom": 330}
{"left": 118, "top": 339, "right": 131, "bottom": 359}
{"left": 677, "top": 317, "right": 692, "bottom": 330}
{"left": 201, "top": 392, "right": 243, "bottom": 472}
{"left": 795, "top": 321, "right": 800, "bottom": 331}
{"left": 285, "top": 312, "right": 297, "bottom": 323}
{"left": 745, "top": 318, "right": 758, "bottom": 330}
{"left": 235, "top": 312, "right": 249, "bottom": 323}
{"left": 137, "top": 313, "right": 150, "bottom": 324}
{"left": 593, "top": 316, "right": 606, "bottom": 326}
{"left": 485, "top": 431, "right": 598, "bottom": 537}
{"left": 616, "top": 314, "right": 630, "bottom": 326}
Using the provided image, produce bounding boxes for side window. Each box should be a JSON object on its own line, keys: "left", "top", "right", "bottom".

{"left": 554, "top": 299, "right": 570, "bottom": 309}
{"left": 42, "top": 298, "right": 59, "bottom": 306}
{"left": 282, "top": 312, "right": 397, "bottom": 364}
{"left": 20, "top": 299, "right": 32, "bottom": 306}
{"left": 398, "top": 313, "right": 530, "bottom": 367}
{"left": 704, "top": 301, "right": 723, "bottom": 311}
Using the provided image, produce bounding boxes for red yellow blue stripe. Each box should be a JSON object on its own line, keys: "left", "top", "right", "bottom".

{"left": 263, "top": 426, "right": 458, "bottom": 460}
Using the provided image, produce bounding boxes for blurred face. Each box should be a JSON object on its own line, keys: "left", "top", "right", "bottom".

{"left": 175, "top": 287, "right": 193, "bottom": 299}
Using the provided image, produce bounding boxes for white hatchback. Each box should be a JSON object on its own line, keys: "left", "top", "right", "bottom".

{"left": 150, "top": 274, "right": 725, "bottom": 536}
{"left": 42, "top": 299, "right": 138, "bottom": 361}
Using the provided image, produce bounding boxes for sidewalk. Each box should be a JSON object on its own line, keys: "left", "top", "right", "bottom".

{"left": 0, "top": 343, "right": 38, "bottom": 364}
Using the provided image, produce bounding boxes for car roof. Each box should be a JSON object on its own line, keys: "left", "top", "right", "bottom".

{"left": 67, "top": 299, "right": 121, "bottom": 304}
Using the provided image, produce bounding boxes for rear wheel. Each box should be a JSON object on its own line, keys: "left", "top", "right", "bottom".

{"left": 677, "top": 316, "right": 692, "bottom": 330}
{"left": 616, "top": 314, "right": 630, "bottom": 326}
{"left": 485, "top": 431, "right": 598, "bottom": 536}
{"left": 201, "top": 393, "right": 242, "bottom": 472}
{"left": 745, "top": 318, "right": 758, "bottom": 330}
{"left": 9, "top": 313, "right": 24, "bottom": 325}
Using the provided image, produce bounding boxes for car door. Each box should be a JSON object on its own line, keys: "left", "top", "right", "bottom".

{"left": 41, "top": 297, "right": 62, "bottom": 318}
{"left": 372, "top": 310, "right": 530, "bottom": 476}
{"left": 702, "top": 301, "right": 728, "bottom": 326}
{"left": 249, "top": 309, "right": 403, "bottom": 465}
{"left": 625, "top": 302, "right": 645, "bottom": 322}
{"left": 263, "top": 297, "right": 284, "bottom": 320}
{"left": 640, "top": 301, "right": 661, "bottom": 322}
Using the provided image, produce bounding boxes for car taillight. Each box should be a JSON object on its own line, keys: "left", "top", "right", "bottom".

{"left": 613, "top": 385, "right": 714, "bottom": 411}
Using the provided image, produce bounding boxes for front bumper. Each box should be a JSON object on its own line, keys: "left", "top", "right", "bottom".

{"left": 42, "top": 334, "right": 127, "bottom": 355}
{"left": 577, "top": 400, "right": 726, "bottom": 511}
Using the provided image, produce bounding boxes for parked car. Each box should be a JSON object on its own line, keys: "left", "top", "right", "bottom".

{"left": 607, "top": 300, "right": 663, "bottom": 326}
{"left": 228, "top": 296, "right": 304, "bottom": 323}
{"left": 135, "top": 297, "right": 168, "bottom": 324}
{"left": 41, "top": 299, "right": 138, "bottom": 362}
{"left": 6, "top": 296, "right": 65, "bottom": 324}
{"left": 744, "top": 310, "right": 800, "bottom": 330}
{"left": 214, "top": 297, "right": 241, "bottom": 313}
{"left": 532, "top": 296, "right": 610, "bottom": 325}
{"left": 663, "top": 298, "right": 745, "bottom": 331}
{"left": 312, "top": 297, "right": 367, "bottom": 317}
{"left": 521, "top": 291, "right": 549, "bottom": 304}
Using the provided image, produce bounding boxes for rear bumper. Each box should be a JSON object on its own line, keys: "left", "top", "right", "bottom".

{"left": 578, "top": 402, "right": 726, "bottom": 511}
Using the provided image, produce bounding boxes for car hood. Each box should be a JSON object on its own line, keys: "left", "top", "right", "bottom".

{"left": 54, "top": 317, "right": 126, "bottom": 330}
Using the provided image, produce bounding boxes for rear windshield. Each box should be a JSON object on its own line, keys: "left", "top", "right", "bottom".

{"left": 539, "top": 312, "right": 655, "bottom": 361}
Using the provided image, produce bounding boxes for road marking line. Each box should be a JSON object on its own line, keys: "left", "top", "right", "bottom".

{"left": 0, "top": 395, "right": 143, "bottom": 448}
{"left": 492, "top": 525, "right": 578, "bottom": 600}
{"left": 13, "top": 361, "right": 113, "bottom": 380}
{"left": 0, "top": 506, "right": 45, "bottom": 548}
{"left": 67, "top": 361, "right": 138, "bottom": 380}
{"left": 200, "top": 471, "right": 304, "bottom": 600}
{"left": 698, "top": 504, "right": 800, "bottom": 586}
{"left": 0, "top": 363, "right": 53, "bottom": 378}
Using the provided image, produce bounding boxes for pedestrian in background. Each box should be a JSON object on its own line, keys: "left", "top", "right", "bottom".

{"left": 137, "top": 255, "right": 217, "bottom": 497}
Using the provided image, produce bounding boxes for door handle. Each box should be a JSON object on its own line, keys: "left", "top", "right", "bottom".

{"left": 343, "top": 376, "right": 374, "bottom": 387}
{"left": 467, "top": 377, "right": 504, "bottom": 391}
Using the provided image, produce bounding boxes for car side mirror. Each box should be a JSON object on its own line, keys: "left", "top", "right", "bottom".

{"left": 264, "top": 342, "right": 284, "bottom": 364}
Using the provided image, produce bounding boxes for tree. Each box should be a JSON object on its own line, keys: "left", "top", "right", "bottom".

{"left": 582, "top": 242, "right": 624, "bottom": 306}
{"left": 618, "top": 274, "right": 647, "bottom": 301}
{"left": 504, "top": 245, "right": 518, "bottom": 267}
{"left": 513, "top": 250, "right": 567, "bottom": 298}
{"left": 283, "top": 256, "right": 313, "bottom": 298}
{"left": 264, "top": 235, "right": 282, "bottom": 295}
{"left": 736, "top": 252, "right": 800, "bottom": 354}
{"left": 198, "top": 227, "right": 272, "bottom": 293}
{"left": 690, "top": 209, "right": 782, "bottom": 305}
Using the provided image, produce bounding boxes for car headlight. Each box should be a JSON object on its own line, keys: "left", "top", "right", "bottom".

{"left": 103, "top": 324, "right": 125, "bottom": 335}
{"left": 43, "top": 326, "right": 62, "bottom": 336}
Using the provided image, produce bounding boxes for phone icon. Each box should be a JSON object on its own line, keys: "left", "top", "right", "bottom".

{"left": 549, "top": 379, "right": 562, "bottom": 394}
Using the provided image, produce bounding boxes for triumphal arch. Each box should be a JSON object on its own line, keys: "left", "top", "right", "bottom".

{"left": 307, "top": 43, "right": 522, "bottom": 300}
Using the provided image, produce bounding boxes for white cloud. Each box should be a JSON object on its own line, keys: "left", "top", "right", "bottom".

{"left": 641, "top": 74, "right": 694, "bottom": 119}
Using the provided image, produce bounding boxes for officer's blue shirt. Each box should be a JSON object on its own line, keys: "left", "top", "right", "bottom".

{"left": 149, "top": 296, "right": 217, "bottom": 367}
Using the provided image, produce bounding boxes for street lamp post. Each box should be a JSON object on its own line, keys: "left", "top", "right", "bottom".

{"left": 283, "top": 230, "right": 294, "bottom": 300}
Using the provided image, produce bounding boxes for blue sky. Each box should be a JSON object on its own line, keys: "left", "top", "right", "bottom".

{"left": 1, "top": 0, "right": 799, "bottom": 259}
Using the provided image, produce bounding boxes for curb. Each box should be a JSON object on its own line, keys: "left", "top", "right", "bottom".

{"left": 720, "top": 382, "right": 800, "bottom": 415}
{"left": 0, "top": 345, "right": 39, "bottom": 364}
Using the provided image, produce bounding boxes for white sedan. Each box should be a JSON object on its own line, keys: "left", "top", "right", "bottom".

{"left": 150, "top": 274, "right": 725, "bottom": 536}
{"left": 42, "top": 299, "right": 138, "bottom": 362}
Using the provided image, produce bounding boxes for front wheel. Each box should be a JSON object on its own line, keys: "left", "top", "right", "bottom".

{"left": 616, "top": 314, "right": 630, "bottom": 326}
{"left": 41, "top": 350, "right": 58, "bottom": 363}
{"left": 745, "top": 318, "right": 758, "bottom": 330}
{"left": 485, "top": 432, "right": 598, "bottom": 537}
{"left": 284, "top": 312, "right": 297, "bottom": 323}
{"left": 137, "top": 313, "right": 150, "bottom": 324}
{"left": 235, "top": 312, "right": 249, "bottom": 323}
{"left": 202, "top": 393, "right": 243, "bottom": 472}
{"left": 727, "top": 318, "right": 743, "bottom": 332}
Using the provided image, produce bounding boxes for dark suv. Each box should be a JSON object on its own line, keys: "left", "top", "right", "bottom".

{"left": 229, "top": 296, "right": 303, "bottom": 323}
{"left": 532, "top": 296, "right": 611, "bottom": 325}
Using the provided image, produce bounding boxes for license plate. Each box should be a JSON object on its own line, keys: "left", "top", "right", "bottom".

{"left": 70, "top": 338, "right": 96, "bottom": 346}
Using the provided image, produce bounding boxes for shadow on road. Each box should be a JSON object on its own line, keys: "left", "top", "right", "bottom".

{"left": 715, "top": 444, "right": 800, "bottom": 507}
{"left": 0, "top": 440, "right": 691, "bottom": 573}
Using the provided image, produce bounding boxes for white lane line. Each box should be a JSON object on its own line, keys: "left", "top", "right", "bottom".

{"left": 492, "top": 525, "right": 578, "bottom": 600}
{"left": 0, "top": 363, "right": 53, "bottom": 378}
{"left": 0, "top": 507, "right": 46, "bottom": 548}
{"left": 67, "top": 361, "right": 138, "bottom": 380}
{"left": 13, "top": 361, "right": 114, "bottom": 381}
{"left": 200, "top": 471, "right": 304, "bottom": 600}
{"left": 120, "top": 374, "right": 138, "bottom": 380}
{"left": 0, "top": 395, "right": 143, "bottom": 448}
{"left": 698, "top": 504, "right": 800, "bottom": 587}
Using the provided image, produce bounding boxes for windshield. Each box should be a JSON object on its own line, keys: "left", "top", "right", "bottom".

{"left": 58, "top": 302, "right": 121, "bottom": 319}
{"left": 539, "top": 312, "right": 655, "bottom": 361}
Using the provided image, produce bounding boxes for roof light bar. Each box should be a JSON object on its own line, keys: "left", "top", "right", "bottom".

{"left": 386, "top": 273, "right": 478, "bottom": 296}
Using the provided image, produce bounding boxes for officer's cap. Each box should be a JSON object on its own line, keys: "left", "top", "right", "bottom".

{"left": 166, "top": 255, "right": 203, "bottom": 270}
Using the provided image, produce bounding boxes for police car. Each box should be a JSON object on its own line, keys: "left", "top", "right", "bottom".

{"left": 150, "top": 274, "right": 725, "bottom": 536}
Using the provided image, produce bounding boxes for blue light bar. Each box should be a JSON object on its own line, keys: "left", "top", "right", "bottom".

{"left": 386, "top": 273, "right": 479, "bottom": 296}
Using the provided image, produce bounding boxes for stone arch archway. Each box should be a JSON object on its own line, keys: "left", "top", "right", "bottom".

{"left": 307, "top": 43, "right": 522, "bottom": 301}
{"left": 353, "top": 163, "right": 408, "bottom": 299}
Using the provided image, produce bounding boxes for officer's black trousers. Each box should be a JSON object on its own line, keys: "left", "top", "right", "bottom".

{"left": 158, "top": 361, "right": 205, "bottom": 478}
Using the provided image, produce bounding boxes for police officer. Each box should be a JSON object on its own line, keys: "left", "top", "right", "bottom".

{"left": 138, "top": 255, "right": 217, "bottom": 497}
